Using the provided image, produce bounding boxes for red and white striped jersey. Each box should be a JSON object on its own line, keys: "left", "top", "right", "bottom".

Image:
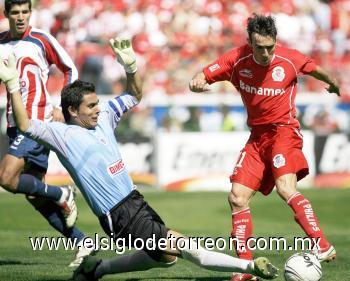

{"left": 0, "top": 26, "right": 78, "bottom": 127}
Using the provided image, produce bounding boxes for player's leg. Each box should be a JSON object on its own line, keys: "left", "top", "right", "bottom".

{"left": 3, "top": 131, "right": 77, "bottom": 226}
{"left": 75, "top": 230, "right": 277, "bottom": 280}
{"left": 275, "top": 173, "right": 335, "bottom": 262}
{"left": 0, "top": 136, "right": 64, "bottom": 201}
{"left": 228, "top": 145, "right": 266, "bottom": 261}
{"left": 272, "top": 126, "right": 335, "bottom": 262}
{"left": 229, "top": 140, "right": 274, "bottom": 281}
{"left": 228, "top": 182, "right": 256, "bottom": 261}
{"left": 163, "top": 230, "right": 277, "bottom": 279}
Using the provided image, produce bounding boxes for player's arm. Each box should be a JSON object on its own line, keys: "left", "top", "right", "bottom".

{"left": 104, "top": 38, "right": 142, "bottom": 128}
{"left": 42, "top": 32, "right": 78, "bottom": 122}
{"left": 43, "top": 32, "right": 78, "bottom": 85}
{"left": 109, "top": 37, "right": 142, "bottom": 101}
{"left": 0, "top": 54, "right": 29, "bottom": 132}
{"left": 189, "top": 49, "right": 238, "bottom": 93}
{"left": 309, "top": 66, "right": 340, "bottom": 96}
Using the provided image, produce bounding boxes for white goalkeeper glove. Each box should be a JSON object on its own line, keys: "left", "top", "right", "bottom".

{"left": 109, "top": 37, "right": 137, "bottom": 73}
{"left": 0, "top": 53, "right": 20, "bottom": 94}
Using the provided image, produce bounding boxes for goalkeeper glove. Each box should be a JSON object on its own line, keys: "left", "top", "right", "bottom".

{"left": 0, "top": 54, "right": 20, "bottom": 94}
{"left": 109, "top": 38, "right": 137, "bottom": 73}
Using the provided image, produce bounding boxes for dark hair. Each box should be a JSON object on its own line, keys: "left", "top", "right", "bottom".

{"left": 5, "top": 0, "right": 32, "bottom": 13}
{"left": 247, "top": 14, "right": 277, "bottom": 42}
{"left": 61, "top": 80, "right": 96, "bottom": 122}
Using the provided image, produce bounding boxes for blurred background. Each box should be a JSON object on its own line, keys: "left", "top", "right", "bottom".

{"left": 0, "top": 0, "right": 350, "bottom": 191}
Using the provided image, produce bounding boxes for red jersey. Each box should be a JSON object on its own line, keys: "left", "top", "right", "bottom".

{"left": 203, "top": 45, "right": 317, "bottom": 128}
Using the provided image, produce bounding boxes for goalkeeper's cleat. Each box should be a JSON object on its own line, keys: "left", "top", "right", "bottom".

{"left": 253, "top": 257, "right": 279, "bottom": 279}
{"left": 231, "top": 273, "right": 260, "bottom": 281}
{"left": 58, "top": 185, "right": 77, "bottom": 228}
{"left": 73, "top": 256, "right": 102, "bottom": 281}
{"left": 313, "top": 244, "right": 336, "bottom": 263}
{"left": 69, "top": 243, "right": 96, "bottom": 267}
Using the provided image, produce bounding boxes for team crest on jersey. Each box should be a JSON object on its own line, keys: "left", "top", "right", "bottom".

{"left": 107, "top": 160, "right": 125, "bottom": 176}
{"left": 209, "top": 63, "right": 220, "bottom": 72}
{"left": 273, "top": 154, "right": 286, "bottom": 168}
{"left": 272, "top": 66, "right": 285, "bottom": 82}
{"left": 239, "top": 69, "right": 253, "bottom": 78}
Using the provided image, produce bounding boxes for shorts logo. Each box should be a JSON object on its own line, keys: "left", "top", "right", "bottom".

{"left": 273, "top": 154, "right": 285, "bottom": 168}
{"left": 272, "top": 66, "right": 285, "bottom": 82}
{"left": 107, "top": 160, "right": 125, "bottom": 176}
{"left": 209, "top": 63, "right": 220, "bottom": 72}
{"left": 239, "top": 69, "right": 253, "bottom": 78}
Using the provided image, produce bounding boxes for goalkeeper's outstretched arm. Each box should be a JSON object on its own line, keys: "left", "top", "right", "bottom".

{"left": 0, "top": 54, "right": 29, "bottom": 132}
{"left": 109, "top": 37, "right": 142, "bottom": 102}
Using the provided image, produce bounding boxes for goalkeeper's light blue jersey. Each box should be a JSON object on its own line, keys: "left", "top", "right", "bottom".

{"left": 25, "top": 93, "right": 139, "bottom": 217}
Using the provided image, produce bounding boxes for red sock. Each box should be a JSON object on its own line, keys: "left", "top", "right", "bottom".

{"left": 288, "top": 192, "right": 330, "bottom": 249}
{"left": 231, "top": 208, "right": 253, "bottom": 260}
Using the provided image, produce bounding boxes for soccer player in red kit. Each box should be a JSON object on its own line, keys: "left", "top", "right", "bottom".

{"left": 189, "top": 14, "right": 339, "bottom": 281}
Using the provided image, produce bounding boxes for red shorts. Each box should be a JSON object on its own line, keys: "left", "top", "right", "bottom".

{"left": 230, "top": 125, "right": 309, "bottom": 195}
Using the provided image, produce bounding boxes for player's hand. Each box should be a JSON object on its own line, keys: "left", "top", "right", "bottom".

{"left": 189, "top": 72, "right": 210, "bottom": 93}
{"left": 109, "top": 38, "right": 137, "bottom": 73}
{"left": 0, "top": 53, "right": 20, "bottom": 94}
{"left": 49, "top": 107, "right": 65, "bottom": 122}
{"left": 326, "top": 80, "right": 340, "bottom": 97}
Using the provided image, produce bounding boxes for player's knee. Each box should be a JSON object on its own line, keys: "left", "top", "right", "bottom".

{"left": 0, "top": 168, "right": 18, "bottom": 192}
{"left": 228, "top": 191, "right": 249, "bottom": 209}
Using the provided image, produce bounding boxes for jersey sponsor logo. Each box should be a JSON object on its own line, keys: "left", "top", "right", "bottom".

{"left": 107, "top": 159, "right": 125, "bottom": 176}
{"left": 272, "top": 66, "right": 285, "bottom": 82}
{"left": 239, "top": 80, "right": 285, "bottom": 96}
{"left": 273, "top": 154, "right": 286, "bottom": 168}
{"left": 209, "top": 63, "right": 220, "bottom": 72}
{"left": 239, "top": 68, "right": 253, "bottom": 78}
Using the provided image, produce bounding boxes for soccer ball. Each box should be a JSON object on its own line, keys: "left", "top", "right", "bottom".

{"left": 284, "top": 252, "right": 322, "bottom": 281}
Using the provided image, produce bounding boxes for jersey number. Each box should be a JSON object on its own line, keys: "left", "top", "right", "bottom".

{"left": 13, "top": 135, "right": 25, "bottom": 146}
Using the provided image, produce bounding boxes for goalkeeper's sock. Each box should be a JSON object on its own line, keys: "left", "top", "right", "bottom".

{"left": 17, "top": 174, "right": 63, "bottom": 201}
{"left": 231, "top": 207, "right": 253, "bottom": 260}
{"left": 26, "top": 197, "right": 85, "bottom": 240}
{"left": 95, "top": 250, "right": 175, "bottom": 278}
{"left": 288, "top": 192, "right": 330, "bottom": 249}
{"left": 181, "top": 238, "right": 254, "bottom": 273}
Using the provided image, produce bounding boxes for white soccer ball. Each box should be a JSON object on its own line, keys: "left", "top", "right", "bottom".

{"left": 284, "top": 252, "right": 322, "bottom": 281}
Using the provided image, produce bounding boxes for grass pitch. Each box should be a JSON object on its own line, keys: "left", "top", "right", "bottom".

{"left": 0, "top": 188, "right": 349, "bottom": 281}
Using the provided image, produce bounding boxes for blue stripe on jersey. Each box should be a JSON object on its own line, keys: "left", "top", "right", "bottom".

{"left": 116, "top": 97, "right": 127, "bottom": 113}
{"left": 108, "top": 100, "right": 121, "bottom": 117}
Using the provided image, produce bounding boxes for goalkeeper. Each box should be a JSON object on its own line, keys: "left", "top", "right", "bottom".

{"left": 1, "top": 38, "right": 278, "bottom": 280}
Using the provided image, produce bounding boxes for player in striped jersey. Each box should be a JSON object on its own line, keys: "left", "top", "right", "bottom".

{"left": 0, "top": 0, "right": 92, "bottom": 267}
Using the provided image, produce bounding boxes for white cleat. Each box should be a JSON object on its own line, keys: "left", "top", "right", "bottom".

{"left": 58, "top": 185, "right": 78, "bottom": 228}
{"left": 313, "top": 245, "right": 336, "bottom": 263}
{"left": 69, "top": 243, "right": 96, "bottom": 267}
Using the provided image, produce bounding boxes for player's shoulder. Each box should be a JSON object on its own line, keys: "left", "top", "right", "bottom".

{"left": 29, "top": 27, "right": 55, "bottom": 42}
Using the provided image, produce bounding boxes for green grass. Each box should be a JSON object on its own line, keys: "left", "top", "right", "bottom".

{"left": 0, "top": 189, "right": 349, "bottom": 281}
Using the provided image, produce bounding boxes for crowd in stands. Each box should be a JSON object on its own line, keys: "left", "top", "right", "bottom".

{"left": 0, "top": 0, "right": 349, "bottom": 135}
